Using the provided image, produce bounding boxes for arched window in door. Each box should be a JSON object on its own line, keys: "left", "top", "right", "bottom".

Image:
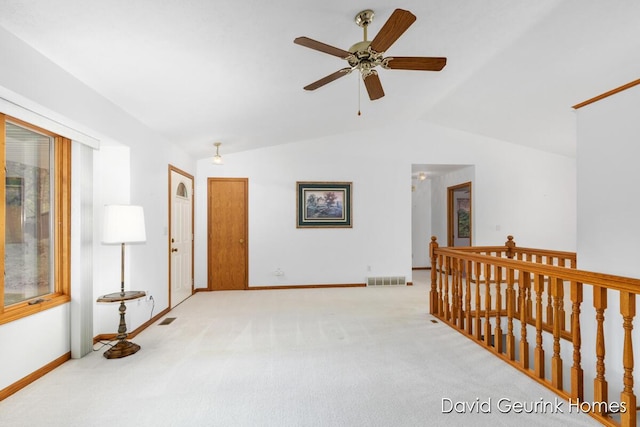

{"left": 176, "top": 182, "right": 188, "bottom": 199}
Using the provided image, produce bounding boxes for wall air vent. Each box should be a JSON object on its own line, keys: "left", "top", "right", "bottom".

{"left": 366, "top": 276, "right": 406, "bottom": 286}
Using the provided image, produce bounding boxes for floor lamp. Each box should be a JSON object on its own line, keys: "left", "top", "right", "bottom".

{"left": 100, "top": 204, "right": 147, "bottom": 359}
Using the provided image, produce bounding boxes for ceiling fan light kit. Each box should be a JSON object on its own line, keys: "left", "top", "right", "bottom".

{"left": 294, "top": 8, "right": 447, "bottom": 101}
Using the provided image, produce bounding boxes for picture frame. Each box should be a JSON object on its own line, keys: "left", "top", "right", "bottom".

{"left": 457, "top": 198, "right": 470, "bottom": 238}
{"left": 297, "top": 181, "right": 352, "bottom": 228}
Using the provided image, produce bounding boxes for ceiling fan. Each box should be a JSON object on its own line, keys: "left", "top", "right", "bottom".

{"left": 294, "top": 8, "right": 447, "bottom": 101}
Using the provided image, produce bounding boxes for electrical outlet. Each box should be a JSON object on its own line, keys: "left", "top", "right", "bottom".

{"left": 274, "top": 268, "right": 284, "bottom": 276}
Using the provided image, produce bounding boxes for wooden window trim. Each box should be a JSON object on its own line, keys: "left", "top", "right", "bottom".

{"left": 0, "top": 114, "right": 72, "bottom": 325}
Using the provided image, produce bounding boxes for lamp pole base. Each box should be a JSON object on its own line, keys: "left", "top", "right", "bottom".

{"left": 103, "top": 340, "right": 141, "bottom": 359}
{"left": 96, "top": 290, "right": 147, "bottom": 359}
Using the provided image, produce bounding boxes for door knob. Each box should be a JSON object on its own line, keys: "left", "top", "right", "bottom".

{"left": 239, "top": 239, "right": 245, "bottom": 243}
{"left": 171, "top": 248, "right": 178, "bottom": 252}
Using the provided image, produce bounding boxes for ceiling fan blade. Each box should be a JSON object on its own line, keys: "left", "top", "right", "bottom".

{"left": 369, "top": 9, "right": 416, "bottom": 53}
{"left": 385, "top": 56, "right": 447, "bottom": 71}
{"left": 294, "top": 37, "right": 352, "bottom": 59}
{"left": 304, "top": 68, "right": 352, "bottom": 91}
{"left": 363, "top": 72, "right": 385, "bottom": 100}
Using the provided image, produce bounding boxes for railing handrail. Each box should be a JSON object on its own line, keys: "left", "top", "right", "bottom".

{"left": 429, "top": 235, "right": 639, "bottom": 427}
{"left": 512, "top": 246, "right": 577, "bottom": 259}
{"left": 439, "top": 245, "right": 577, "bottom": 261}
{"left": 433, "top": 246, "right": 640, "bottom": 293}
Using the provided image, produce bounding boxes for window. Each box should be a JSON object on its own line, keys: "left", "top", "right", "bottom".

{"left": 176, "top": 182, "right": 188, "bottom": 198}
{"left": 1, "top": 114, "right": 71, "bottom": 324}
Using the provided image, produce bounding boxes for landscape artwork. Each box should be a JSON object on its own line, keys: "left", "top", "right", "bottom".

{"left": 296, "top": 182, "right": 352, "bottom": 228}
{"left": 457, "top": 198, "right": 470, "bottom": 238}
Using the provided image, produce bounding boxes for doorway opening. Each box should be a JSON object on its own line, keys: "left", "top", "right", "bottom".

{"left": 447, "top": 182, "right": 472, "bottom": 247}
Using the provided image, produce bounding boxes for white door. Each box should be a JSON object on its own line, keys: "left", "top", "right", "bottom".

{"left": 170, "top": 168, "right": 194, "bottom": 308}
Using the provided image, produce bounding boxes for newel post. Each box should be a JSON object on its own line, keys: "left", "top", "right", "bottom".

{"left": 429, "top": 236, "right": 439, "bottom": 314}
{"left": 505, "top": 235, "right": 516, "bottom": 259}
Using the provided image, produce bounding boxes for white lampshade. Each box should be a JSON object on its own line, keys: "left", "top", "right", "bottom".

{"left": 102, "top": 205, "right": 147, "bottom": 244}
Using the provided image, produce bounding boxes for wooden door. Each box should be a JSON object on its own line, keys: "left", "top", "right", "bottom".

{"left": 169, "top": 167, "right": 194, "bottom": 308}
{"left": 447, "top": 182, "right": 472, "bottom": 247}
{"left": 208, "top": 178, "right": 248, "bottom": 290}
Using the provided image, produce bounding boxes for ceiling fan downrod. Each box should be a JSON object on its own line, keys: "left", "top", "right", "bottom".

{"left": 355, "top": 9, "right": 374, "bottom": 41}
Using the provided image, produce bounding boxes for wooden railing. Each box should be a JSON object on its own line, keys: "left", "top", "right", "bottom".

{"left": 429, "top": 236, "right": 639, "bottom": 427}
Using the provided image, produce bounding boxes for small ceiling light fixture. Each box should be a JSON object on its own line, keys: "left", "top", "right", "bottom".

{"left": 212, "top": 142, "right": 223, "bottom": 165}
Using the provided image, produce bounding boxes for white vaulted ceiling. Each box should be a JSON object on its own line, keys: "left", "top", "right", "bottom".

{"left": 1, "top": 0, "right": 638, "bottom": 159}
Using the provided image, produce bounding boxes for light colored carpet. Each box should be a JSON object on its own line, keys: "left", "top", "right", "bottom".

{"left": 0, "top": 271, "right": 601, "bottom": 426}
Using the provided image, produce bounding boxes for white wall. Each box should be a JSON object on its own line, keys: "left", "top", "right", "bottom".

{"left": 575, "top": 83, "right": 640, "bottom": 400}
{"left": 412, "top": 178, "right": 431, "bottom": 268}
{"left": 576, "top": 84, "right": 640, "bottom": 276}
{"left": 196, "top": 134, "right": 412, "bottom": 287}
{"left": 0, "top": 25, "right": 195, "bottom": 392}
{"left": 195, "top": 120, "right": 577, "bottom": 289}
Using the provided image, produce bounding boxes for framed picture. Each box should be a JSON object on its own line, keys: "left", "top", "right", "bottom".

{"left": 457, "top": 198, "right": 470, "bottom": 238}
{"left": 297, "top": 181, "right": 352, "bottom": 228}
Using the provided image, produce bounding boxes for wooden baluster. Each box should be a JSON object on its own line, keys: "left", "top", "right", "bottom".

{"left": 551, "top": 277, "right": 563, "bottom": 390}
{"left": 593, "top": 285, "right": 608, "bottom": 415}
{"left": 458, "top": 259, "right": 466, "bottom": 330}
{"left": 545, "top": 257, "right": 553, "bottom": 326}
{"left": 620, "top": 291, "right": 636, "bottom": 427}
{"left": 474, "top": 261, "right": 482, "bottom": 340}
{"left": 534, "top": 273, "right": 545, "bottom": 379}
{"left": 558, "top": 279, "right": 566, "bottom": 332}
{"left": 526, "top": 254, "right": 533, "bottom": 318}
{"left": 444, "top": 257, "right": 450, "bottom": 321}
{"left": 569, "top": 257, "right": 578, "bottom": 335}
{"left": 455, "top": 258, "right": 463, "bottom": 328}
{"left": 457, "top": 258, "right": 465, "bottom": 329}
{"left": 514, "top": 253, "right": 523, "bottom": 320}
{"left": 571, "top": 281, "right": 584, "bottom": 403}
{"left": 519, "top": 270, "right": 530, "bottom": 369}
{"left": 506, "top": 267, "right": 516, "bottom": 360}
{"left": 484, "top": 262, "right": 492, "bottom": 348}
{"left": 429, "top": 236, "right": 438, "bottom": 315}
{"left": 451, "top": 257, "right": 458, "bottom": 327}
{"left": 494, "top": 265, "right": 503, "bottom": 353}
{"left": 438, "top": 255, "right": 446, "bottom": 319}
{"left": 465, "top": 260, "right": 473, "bottom": 335}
